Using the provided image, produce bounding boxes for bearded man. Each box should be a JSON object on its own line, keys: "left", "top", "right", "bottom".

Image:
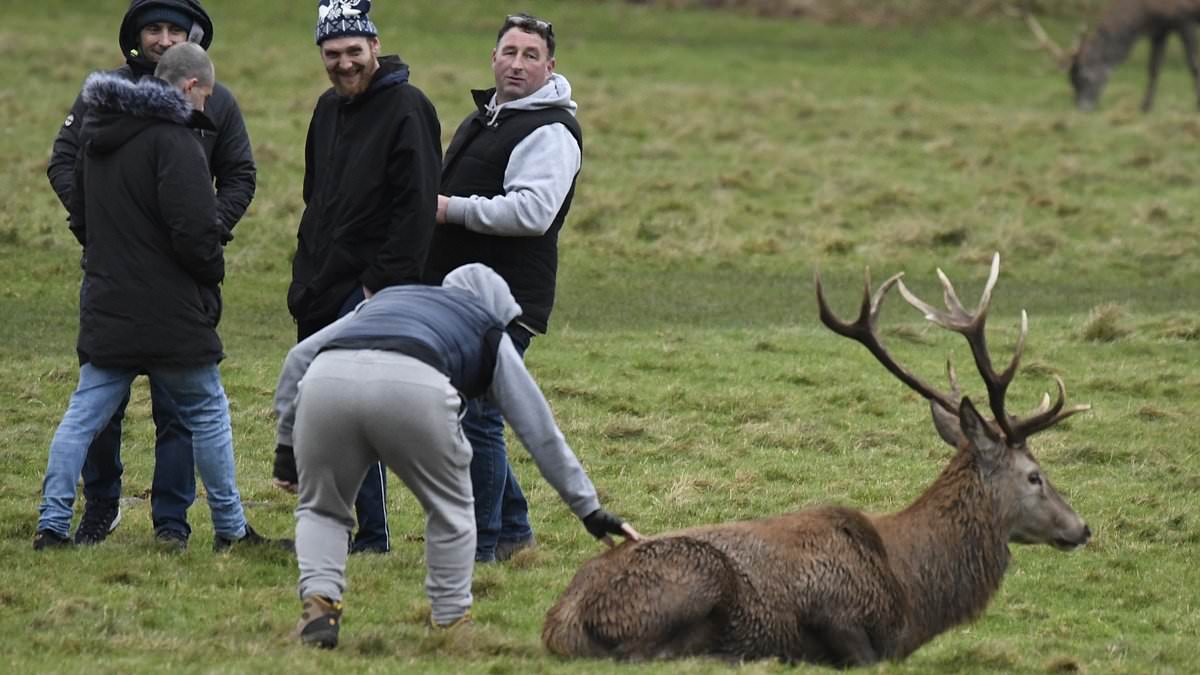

{"left": 279, "top": 0, "right": 442, "bottom": 555}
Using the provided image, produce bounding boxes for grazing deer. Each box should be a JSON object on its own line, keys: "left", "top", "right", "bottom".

{"left": 1024, "top": 2, "right": 1200, "bottom": 111}
{"left": 542, "top": 254, "right": 1091, "bottom": 667}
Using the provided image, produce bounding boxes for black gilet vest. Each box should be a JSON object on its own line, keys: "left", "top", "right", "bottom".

{"left": 424, "top": 89, "right": 582, "bottom": 334}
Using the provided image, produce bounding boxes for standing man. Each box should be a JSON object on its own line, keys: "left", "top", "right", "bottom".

{"left": 46, "top": 0, "right": 256, "bottom": 550}
{"left": 277, "top": 0, "right": 442, "bottom": 554}
{"left": 423, "top": 13, "right": 583, "bottom": 563}
{"left": 275, "top": 264, "right": 638, "bottom": 647}
{"left": 35, "top": 43, "right": 282, "bottom": 552}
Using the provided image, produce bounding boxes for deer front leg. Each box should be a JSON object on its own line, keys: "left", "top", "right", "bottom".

{"left": 1178, "top": 23, "right": 1200, "bottom": 111}
{"left": 1142, "top": 30, "right": 1169, "bottom": 113}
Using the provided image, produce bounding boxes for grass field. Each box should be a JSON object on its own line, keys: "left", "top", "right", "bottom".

{"left": 1, "top": 1, "right": 1198, "bottom": 673}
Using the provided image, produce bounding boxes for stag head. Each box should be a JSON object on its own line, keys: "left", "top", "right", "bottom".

{"left": 1023, "top": 9, "right": 1098, "bottom": 110}
{"left": 816, "top": 253, "right": 1091, "bottom": 550}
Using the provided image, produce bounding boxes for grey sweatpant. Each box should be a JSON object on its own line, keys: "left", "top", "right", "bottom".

{"left": 293, "top": 349, "right": 475, "bottom": 625}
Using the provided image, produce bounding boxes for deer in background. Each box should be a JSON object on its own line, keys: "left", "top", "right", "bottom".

{"left": 1024, "top": 1, "right": 1200, "bottom": 111}
{"left": 542, "top": 254, "right": 1091, "bottom": 667}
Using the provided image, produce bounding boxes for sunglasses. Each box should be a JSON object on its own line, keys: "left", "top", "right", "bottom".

{"left": 505, "top": 14, "right": 553, "bottom": 35}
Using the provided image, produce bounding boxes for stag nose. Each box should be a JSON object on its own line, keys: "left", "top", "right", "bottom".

{"left": 1081, "top": 524, "right": 1092, "bottom": 542}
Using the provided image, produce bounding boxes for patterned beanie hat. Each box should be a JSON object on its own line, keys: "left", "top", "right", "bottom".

{"left": 316, "top": 0, "right": 379, "bottom": 45}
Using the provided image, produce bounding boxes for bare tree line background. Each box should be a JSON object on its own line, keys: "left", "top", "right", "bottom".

{"left": 624, "top": 0, "right": 1105, "bottom": 24}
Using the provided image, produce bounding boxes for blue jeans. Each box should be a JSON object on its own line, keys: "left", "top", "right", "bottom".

{"left": 469, "top": 325, "right": 534, "bottom": 562}
{"left": 38, "top": 363, "right": 247, "bottom": 540}
{"left": 296, "top": 286, "right": 390, "bottom": 552}
{"left": 81, "top": 383, "right": 195, "bottom": 537}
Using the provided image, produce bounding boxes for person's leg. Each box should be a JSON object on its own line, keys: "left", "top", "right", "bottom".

{"left": 350, "top": 463, "right": 389, "bottom": 553}
{"left": 80, "top": 395, "right": 127, "bottom": 503}
{"left": 38, "top": 364, "right": 136, "bottom": 538}
{"left": 290, "top": 351, "right": 379, "bottom": 648}
{"left": 74, "top": 391, "right": 130, "bottom": 544}
{"left": 354, "top": 352, "right": 475, "bottom": 626}
{"left": 487, "top": 324, "right": 535, "bottom": 554}
{"left": 148, "top": 380, "right": 195, "bottom": 540}
{"left": 327, "top": 287, "right": 391, "bottom": 554}
{"left": 149, "top": 364, "right": 246, "bottom": 541}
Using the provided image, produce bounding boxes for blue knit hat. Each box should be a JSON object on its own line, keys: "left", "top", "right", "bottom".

{"left": 316, "top": 0, "right": 378, "bottom": 45}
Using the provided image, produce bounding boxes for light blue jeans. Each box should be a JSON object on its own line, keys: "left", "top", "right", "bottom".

{"left": 37, "top": 362, "right": 247, "bottom": 539}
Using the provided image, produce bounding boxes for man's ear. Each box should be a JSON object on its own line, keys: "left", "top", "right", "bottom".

{"left": 547, "top": 56, "right": 556, "bottom": 74}
{"left": 180, "top": 77, "right": 198, "bottom": 95}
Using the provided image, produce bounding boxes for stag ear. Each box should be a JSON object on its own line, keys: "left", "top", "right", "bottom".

{"left": 930, "top": 400, "right": 965, "bottom": 449}
{"left": 959, "top": 397, "right": 1006, "bottom": 470}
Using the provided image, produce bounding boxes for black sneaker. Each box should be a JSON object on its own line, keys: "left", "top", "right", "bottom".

{"left": 33, "top": 529, "right": 73, "bottom": 550}
{"left": 213, "top": 523, "right": 294, "bottom": 553}
{"left": 294, "top": 595, "right": 343, "bottom": 649}
{"left": 154, "top": 528, "right": 189, "bottom": 552}
{"left": 73, "top": 498, "right": 121, "bottom": 545}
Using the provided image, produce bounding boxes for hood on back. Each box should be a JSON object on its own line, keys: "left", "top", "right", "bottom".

{"left": 81, "top": 71, "right": 193, "bottom": 154}
{"left": 476, "top": 73, "right": 577, "bottom": 126}
{"left": 119, "top": 0, "right": 214, "bottom": 61}
{"left": 443, "top": 264, "right": 522, "bottom": 325}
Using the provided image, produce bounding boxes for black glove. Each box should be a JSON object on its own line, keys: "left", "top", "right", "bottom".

{"left": 273, "top": 444, "right": 298, "bottom": 484}
{"left": 582, "top": 509, "right": 626, "bottom": 540}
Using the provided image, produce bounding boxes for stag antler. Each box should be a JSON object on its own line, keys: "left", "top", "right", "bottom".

{"left": 895, "top": 253, "right": 1090, "bottom": 445}
{"left": 1022, "top": 7, "right": 1072, "bottom": 70}
{"left": 816, "top": 254, "right": 1089, "bottom": 446}
{"left": 815, "top": 268, "right": 960, "bottom": 416}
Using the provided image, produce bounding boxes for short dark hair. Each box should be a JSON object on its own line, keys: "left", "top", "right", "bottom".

{"left": 497, "top": 13, "right": 555, "bottom": 57}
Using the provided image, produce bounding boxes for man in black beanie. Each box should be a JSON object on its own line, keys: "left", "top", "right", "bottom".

{"left": 277, "top": 0, "right": 442, "bottom": 555}
{"left": 46, "top": 0, "right": 256, "bottom": 551}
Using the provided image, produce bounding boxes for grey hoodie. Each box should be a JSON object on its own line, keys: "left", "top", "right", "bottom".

{"left": 444, "top": 73, "right": 582, "bottom": 237}
{"left": 274, "top": 263, "right": 600, "bottom": 519}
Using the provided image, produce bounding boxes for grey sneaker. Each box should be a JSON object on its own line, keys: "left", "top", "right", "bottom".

{"left": 295, "top": 595, "right": 343, "bottom": 649}
{"left": 495, "top": 534, "right": 536, "bottom": 562}
{"left": 74, "top": 498, "right": 121, "bottom": 545}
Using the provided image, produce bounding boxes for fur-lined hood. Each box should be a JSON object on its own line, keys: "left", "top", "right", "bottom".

{"left": 80, "top": 71, "right": 195, "bottom": 155}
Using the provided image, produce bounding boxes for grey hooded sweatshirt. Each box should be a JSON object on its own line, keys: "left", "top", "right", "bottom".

{"left": 273, "top": 263, "right": 601, "bottom": 519}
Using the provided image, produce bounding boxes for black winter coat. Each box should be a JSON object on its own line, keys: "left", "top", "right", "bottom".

{"left": 69, "top": 72, "right": 224, "bottom": 367}
{"left": 47, "top": 0, "right": 255, "bottom": 241}
{"left": 288, "top": 56, "right": 442, "bottom": 328}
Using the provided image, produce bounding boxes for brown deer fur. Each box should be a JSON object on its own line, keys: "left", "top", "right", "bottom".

{"left": 542, "top": 256, "right": 1091, "bottom": 667}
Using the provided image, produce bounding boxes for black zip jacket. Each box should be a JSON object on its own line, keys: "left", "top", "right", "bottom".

{"left": 47, "top": 0, "right": 255, "bottom": 241}
{"left": 288, "top": 56, "right": 442, "bottom": 327}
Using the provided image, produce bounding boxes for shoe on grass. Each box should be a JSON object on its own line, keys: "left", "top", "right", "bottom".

{"left": 73, "top": 498, "right": 121, "bottom": 545}
{"left": 430, "top": 611, "right": 473, "bottom": 630}
{"left": 154, "top": 528, "right": 188, "bottom": 552}
{"left": 495, "top": 534, "right": 536, "bottom": 562}
{"left": 213, "top": 523, "right": 294, "bottom": 553}
{"left": 295, "top": 595, "right": 342, "bottom": 649}
{"left": 34, "top": 529, "right": 73, "bottom": 550}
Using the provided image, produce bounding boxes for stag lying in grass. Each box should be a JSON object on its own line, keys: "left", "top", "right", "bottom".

{"left": 1025, "top": 1, "right": 1200, "bottom": 111}
{"left": 542, "top": 254, "right": 1091, "bottom": 667}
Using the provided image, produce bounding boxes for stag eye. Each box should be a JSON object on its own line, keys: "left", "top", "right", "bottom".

{"left": 1028, "top": 471, "right": 1043, "bottom": 486}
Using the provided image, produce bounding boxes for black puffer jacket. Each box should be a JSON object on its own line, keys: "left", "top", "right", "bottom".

{"left": 69, "top": 72, "right": 224, "bottom": 367}
{"left": 48, "top": 0, "right": 255, "bottom": 240}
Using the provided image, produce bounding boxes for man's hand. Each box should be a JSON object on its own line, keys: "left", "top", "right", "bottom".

{"left": 582, "top": 509, "right": 642, "bottom": 548}
{"left": 273, "top": 444, "right": 298, "bottom": 494}
{"left": 436, "top": 194, "right": 449, "bottom": 224}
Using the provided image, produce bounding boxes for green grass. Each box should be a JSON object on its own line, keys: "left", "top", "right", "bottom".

{"left": 1, "top": 1, "right": 1198, "bottom": 672}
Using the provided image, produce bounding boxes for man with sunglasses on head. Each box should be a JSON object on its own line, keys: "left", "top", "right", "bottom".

{"left": 46, "top": 0, "right": 255, "bottom": 551}
{"left": 423, "top": 13, "right": 582, "bottom": 564}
